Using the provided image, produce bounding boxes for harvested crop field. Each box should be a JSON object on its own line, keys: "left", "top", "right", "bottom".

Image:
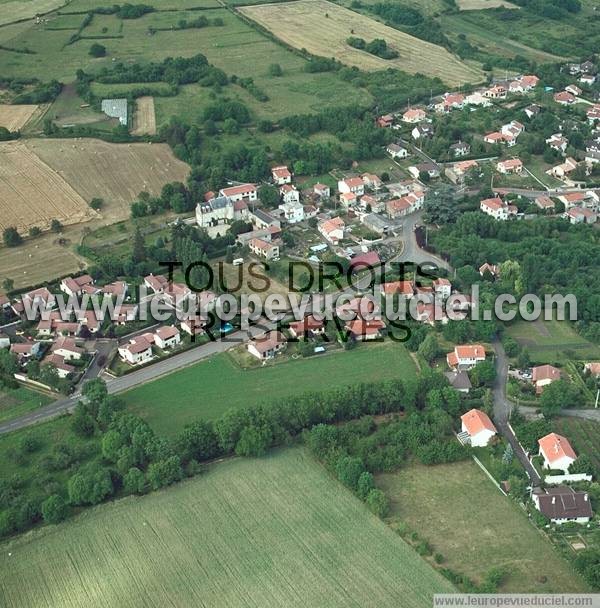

{"left": 239, "top": 0, "right": 483, "bottom": 85}
{"left": 0, "top": 104, "right": 38, "bottom": 130}
{"left": 0, "top": 0, "right": 65, "bottom": 26}
{"left": 25, "top": 138, "right": 190, "bottom": 222}
{"left": 0, "top": 140, "right": 94, "bottom": 234}
{"left": 132, "top": 96, "right": 157, "bottom": 135}
{"left": 0, "top": 449, "right": 454, "bottom": 607}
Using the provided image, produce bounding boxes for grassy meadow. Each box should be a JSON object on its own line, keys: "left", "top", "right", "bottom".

{"left": 378, "top": 460, "right": 588, "bottom": 592}
{"left": 124, "top": 341, "right": 417, "bottom": 435}
{"left": 0, "top": 387, "right": 54, "bottom": 424}
{"left": 0, "top": 448, "right": 454, "bottom": 608}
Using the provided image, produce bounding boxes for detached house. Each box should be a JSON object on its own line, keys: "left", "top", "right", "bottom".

{"left": 450, "top": 141, "right": 470, "bottom": 157}
{"left": 567, "top": 207, "right": 597, "bottom": 224}
{"left": 288, "top": 315, "right": 325, "bottom": 338}
{"left": 533, "top": 487, "right": 592, "bottom": 525}
{"left": 532, "top": 364, "right": 561, "bottom": 393}
{"left": 338, "top": 177, "right": 364, "bottom": 197}
{"left": 538, "top": 432, "right": 577, "bottom": 473}
{"left": 51, "top": 337, "right": 84, "bottom": 360}
{"left": 60, "top": 275, "right": 96, "bottom": 297}
{"left": 387, "top": 143, "right": 408, "bottom": 159}
{"left": 480, "top": 197, "right": 517, "bottom": 221}
{"left": 554, "top": 91, "right": 576, "bottom": 105}
{"left": 219, "top": 183, "right": 257, "bottom": 203}
{"left": 446, "top": 344, "right": 485, "bottom": 370}
{"left": 496, "top": 158, "right": 523, "bottom": 174}
{"left": 546, "top": 133, "right": 568, "bottom": 153}
{"left": 249, "top": 238, "right": 280, "bottom": 261}
{"left": 549, "top": 157, "right": 578, "bottom": 180}
{"left": 247, "top": 331, "right": 286, "bottom": 360}
{"left": 460, "top": 408, "right": 497, "bottom": 447}
{"left": 313, "top": 183, "right": 330, "bottom": 198}
{"left": 154, "top": 325, "right": 181, "bottom": 350}
{"left": 118, "top": 337, "right": 153, "bottom": 365}
{"left": 271, "top": 165, "right": 292, "bottom": 185}
{"left": 402, "top": 108, "right": 427, "bottom": 123}
{"left": 318, "top": 217, "right": 345, "bottom": 245}
{"left": 344, "top": 319, "right": 386, "bottom": 341}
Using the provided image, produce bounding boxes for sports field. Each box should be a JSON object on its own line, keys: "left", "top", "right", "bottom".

{"left": 124, "top": 342, "right": 417, "bottom": 435}
{"left": 378, "top": 460, "right": 588, "bottom": 592}
{"left": 239, "top": 0, "right": 483, "bottom": 85}
{"left": 0, "top": 449, "right": 454, "bottom": 608}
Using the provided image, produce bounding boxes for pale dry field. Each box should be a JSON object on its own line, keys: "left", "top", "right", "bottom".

{"left": 132, "top": 96, "right": 157, "bottom": 136}
{"left": 457, "top": 0, "right": 519, "bottom": 9}
{"left": 0, "top": 104, "right": 38, "bottom": 130}
{"left": 239, "top": 0, "right": 483, "bottom": 85}
{"left": 25, "top": 138, "right": 190, "bottom": 222}
{"left": 0, "top": 140, "right": 94, "bottom": 234}
{"left": 0, "top": 0, "right": 66, "bottom": 26}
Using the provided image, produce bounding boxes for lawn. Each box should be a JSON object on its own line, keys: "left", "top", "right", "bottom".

{"left": 377, "top": 460, "right": 588, "bottom": 592}
{"left": 124, "top": 341, "right": 417, "bottom": 435}
{"left": 505, "top": 319, "right": 600, "bottom": 363}
{"left": 0, "top": 386, "right": 54, "bottom": 424}
{"left": 0, "top": 448, "right": 454, "bottom": 608}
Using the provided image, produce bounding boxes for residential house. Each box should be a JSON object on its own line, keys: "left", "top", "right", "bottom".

{"left": 318, "top": 217, "right": 345, "bottom": 244}
{"left": 585, "top": 150, "right": 600, "bottom": 166}
{"left": 549, "top": 157, "right": 579, "bottom": 180}
{"left": 567, "top": 207, "right": 597, "bottom": 224}
{"left": 344, "top": 319, "right": 385, "bottom": 341}
{"left": 433, "top": 277, "right": 451, "bottom": 299}
{"left": 219, "top": 183, "right": 257, "bottom": 203}
{"left": 445, "top": 370, "right": 472, "bottom": 394}
{"left": 480, "top": 197, "right": 517, "bottom": 221}
{"left": 0, "top": 333, "right": 9, "bottom": 349}
{"left": 532, "top": 364, "right": 561, "bottom": 393}
{"left": 533, "top": 487, "right": 592, "bottom": 524}
{"left": 249, "top": 208, "right": 281, "bottom": 231}
{"left": 446, "top": 159, "right": 478, "bottom": 184}
{"left": 408, "top": 162, "right": 440, "bottom": 180}
{"left": 411, "top": 124, "right": 433, "bottom": 140}
{"left": 154, "top": 325, "right": 181, "bottom": 350}
{"left": 496, "top": 158, "right": 523, "bottom": 174}
{"left": 465, "top": 92, "right": 491, "bottom": 107}
{"left": 449, "top": 141, "right": 470, "bottom": 157}
{"left": 101, "top": 281, "right": 128, "bottom": 300}
{"left": 446, "top": 344, "right": 485, "bottom": 370}
{"left": 483, "top": 84, "right": 506, "bottom": 99}
{"left": 554, "top": 91, "right": 576, "bottom": 105}
{"left": 479, "top": 263, "right": 500, "bottom": 277}
{"left": 435, "top": 93, "right": 465, "bottom": 113}
{"left": 247, "top": 330, "right": 286, "bottom": 360}
{"left": 519, "top": 74, "right": 540, "bottom": 90}
{"left": 10, "top": 342, "right": 41, "bottom": 361}
{"left": 180, "top": 316, "right": 206, "bottom": 337}
{"left": 42, "top": 353, "right": 74, "bottom": 379}
{"left": 313, "top": 183, "right": 330, "bottom": 199}
{"left": 279, "top": 200, "right": 304, "bottom": 223}
{"left": 249, "top": 238, "right": 280, "bottom": 260}
{"left": 377, "top": 113, "right": 394, "bottom": 128}
{"left": 338, "top": 177, "right": 365, "bottom": 197}
{"left": 546, "top": 133, "right": 568, "bottom": 153}
{"left": 580, "top": 73, "right": 596, "bottom": 86}
{"left": 144, "top": 274, "right": 169, "bottom": 293}
{"left": 60, "top": 275, "right": 95, "bottom": 297}
{"left": 501, "top": 120, "right": 524, "bottom": 140}
{"left": 524, "top": 104, "right": 541, "bottom": 119}
{"left": 271, "top": 165, "right": 292, "bottom": 185}
{"left": 565, "top": 84, "right": 582, "bottom": 97}
{"left": 288, "top": 315, "right": 325, "bottom": 338}
{"left": 484, "top": 131, "right": 505, "bottom": 146}
{"left": 538, "top": 432, "right": 577, "bottom": 473}
{"left": 586, "top": 104, "right": 600, "bottom": 124}
{"left": 386, "top": 143, "right": 408, "bottom": 159}
{"left": 380, "top": 280, "right": 414, "bottom": 297}
{"left": 12, "top": 287, "right": 55, "bottom": 317}
{"left": 402, "top": 108, "right": 426, "bottom": 123}
{"left": 339, "top": 192, "right": 357, "bottom": 208}
{"left": 460, "top": 408, "right": 497, "bottom": 447}
{"left": 361, "top": 173, "right": 382, "bottom": 191}
{"left": 584, "top": 362, "right": 600, "bottom": 376}
{"left": 349, "top": 251, "right": 381, "bottom": 273}
{"left": 118, "top": 337, "right": 153, "bottom": 365}
{"left": 51, "top": 337, "right": 83, "bottom": 360}
{"left": 535, "top": 196, "right": 555, "bottom": 211}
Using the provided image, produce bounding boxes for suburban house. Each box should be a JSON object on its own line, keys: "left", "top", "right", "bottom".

{"left": 249, "top": 238, "right": 280, "bottom": 261}
{"left": 567, "top": 207, "right": 597, "bottom": 224}
{"left": 249, "top": 209, "right": 280, "bottom": 231}
{"left": 584, "top": 362, "right": 600, "bottom": 376}
{"left": 387, "top": 143, "right": 408, "bottom": 159}
{"left": 338, "top": 177, "right": 365, "bottom": 197}
{"left": 535, "top": 196, "right": 555, "bottom": 211}
{"left": 408, "top": 162, "right": 440, "bottom": 180}
{"left": 432, "top": 278, "right": 451, "bottom": 299}
{"left": 435, "top": 92, "right": 465, "bottom": 113}
{"left": 101, "top": 281, "right": 128, "bottom": 300}
{"left": 460, "top": 408, "right": 497, "bottom": 447}
{"left": 271, "top": 165, "right": 292, "bottom": 185}
{"left": 10, "top": 342, "right": 41, "bottom": 361}
{"left": 446, "top": 344, "right": 485, "bottom": 370}
{"left": 51, "top": 337, "right": 84, "bottom": 360}
{"left": 546, "top": 133, "right": 568, "bottom": 152}
{"left": 180, "top": 316, "right": 206, "bottom": 337}
{"left": 554, "top": 91, "right": 576, "bottom": 105}
{"left": 380, "top": 280, "right": 414, "bottom": 298}
{"left": 480, "top": 197, "right": 517, "bottom": 221}
{"left": 377, "top": 113, "right": 394, "bottom": 128}
{"left": 12, "top": 287, "right": 55, "bottom": 317}
{"left": 484, "top": 132, "right": 506, "bottom": 146}
{"left": 144, "top": 274, "right": 169, "bottom": 293}
{"left": 496, "top": 158, "right": 523, "bottom": 174}
{"left": 445, "top": 370, "right": 472, "bottom": 394}
{"left": 318, "top": 217, "right": 345, "bottom": 245}
{"left": 280, "top": 184, "right": 300, "bottom": 205}
{"left": 349, "top": 251, "right": 381, "bottom": 273}
{"left": 483, "top": 84, "right": 506, "bottom": 99}
{"left": 465, "top": 91, "right": 491, "bottom": 107}
{"left": 361, "top": 173, "right": 382, "bottom": 190}
{"left": 402, "top": 108, "right": 427, "bottom": 123}
{"left": 479, "top": 263, "right": 500, "bottom": 277}
{"left": 60, "top": 275, "right": 96, "bottom": 297}
{"left": 549, "top": 157, "right": 579, "bottom": 180}
{"left": 587, "top": 104, "right": 600, "bottom": 124}
{"left": 446, "top": 159, "right": 478, "bottom": 184}
{"left": 449, "top": 141, "right": 470, "bottom": 157}
{"left": 411, "top": 124, "right": 433, "bottom": 140}
{"left": 0, "top": 333, "right": 10, "bottom": 349}
{"left": 219, "top": 183, "right": 257, "bottom": 203}
{"left": 288, "top": 315, "right": 325, "bottom": 338}
{"left": 313, "top": 183, "right": 330, "bottom": 198}
{"left": 532, "top": 364, "right": 561, "bottom": 393}
{"left": 532, "top": 487, "right": 592, "bottom": 524}
{"left": 154, "top": 325, "right": 181, "bottom": 350}
{"left": 565, "top": 84, "right": 582, "bottom": 97}
{"left": 118, "top": 337, "right": 153, "bottom": 365}
{"left": 279, "top": 200, "right": 304, "bottom": 223}
{"left": 524, "top": 104, "right": 541, "bottom": 119}
{"left": 344, "top": 318, "right": 386, "bottom": 341}
{"left": 43, "top": 353, "right": 75, "bottom": 378}
{"left": 538, "top": 432, "right": 577, "bottom": 473}
{"left": 247, "top": 331, "right": 286, "bottom": 360}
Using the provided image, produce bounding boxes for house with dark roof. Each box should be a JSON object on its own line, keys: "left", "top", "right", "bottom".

{"left": 533, "top": 486, "right": 592, "bottom": 524}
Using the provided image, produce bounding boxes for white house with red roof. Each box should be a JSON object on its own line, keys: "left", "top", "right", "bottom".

{"left": 532, "top": 364, "right": 561, "bottom": 394}
{"left": 549, "top": 157, "right": 579, "bottom": 180}
{"left": 60, "top": 275, "right": 96, "bottom": 297}
{"left": 101, "top": 280, "right": 128, "bottom": 300}
{"left": 247, "top": 331, "right": 286, "bottom": 360}
{"left": 154, "top": 325, "right": 181, "bottom": 350}
{"left": 480, "top": 197, "right": 517, "bottom": 221}
{"left": 338, "top": 177, "right": 364, "bottom": 196}
{"left": 567, "top": 207, "right": 597, "bottom": 225}
{"left": 447, "top": 344, "right": 486, "bottom": 370}
{"left": 546, "top": 133, "right": 568, "bottom": 153}
{"left": 402, "top": 108, "right": 426, "bottom": 123}
{"left": 460, "top": 408, "right": 497, "bottom": 447}
{"left": 51, "top": 337, "right": 84, "bottom": 360}
{"left": 280, "top": 184, "right": 300, "bottom": 205}
{"left": 313, "top": 183, "right": 330, "bottom": 198}
{"left": 180, "top": 316, "right": 206, "bottom": 337}
{"left": 271, "top": 165, "right": 292, "bottom": 185}
{"left": 483, "top": 84, "right": 506, "bottom": 99}
{"left": 118, "top": 336, "right": 153, "bottom": 365}
{"left": 496, "top": 158, "right": 523, "bottom": 174}
{"left": 344, "top": 318, "right": 385, "bottom": 341}
{"left": 249, "top": 238, "right": 280, "bottom": 261}
{"left": 218, "top": 183, "right": 257, "bottom": 202}
{"left": 538, "top": 433, "right": 577, "bottom": 473}
{"left": 380, "top": 280, "right": 414, "bottom": 297}
{"left": 289, "top": 315, "right": 325, "bottom": 338}
{"left": 554, "top": 91, "right": 576, "bottom": 105}
{"left": 10, "top": 342, "right": 41, "bottom": 361}
{"left": 318, "top": 217, "right": 345, "bottom": 244}
{"left": 43, "top": 353, "right": 75, "bottom": 378}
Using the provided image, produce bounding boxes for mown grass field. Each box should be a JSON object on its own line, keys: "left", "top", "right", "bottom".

{"left": 0, "top": 386, "right": 54, "bottom": 424}
{"left": 0, "top": 448, "right": 454, "bottom": 608}
{"left": 124, "top": 341, "right": 417, "bottom": 435}
{"left": 239, "top": 0, "right": 483, "bottom": 86}
{"left": 506, "top": 319, "right": 600, "bottom": 363}
{"left": 0, "top": 0, "right": 65, "bottom": 26}
{"left": 378, "top": 460, "right": 588, "bottom": 592}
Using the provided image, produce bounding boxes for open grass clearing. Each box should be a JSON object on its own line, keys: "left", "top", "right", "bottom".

{"left": 0, "top": 386, "right": 54, "bottom": 424}
{"left": 0, "top": 0, "right": 66, "bottom": 27}
{"left": 378, "top": 459, "right": 588, "bottom": 592}
{"left": 239, "top": 0, "right": 483, "bottom": 86}
{"left": 123, "top": 341, "right": 417, "bottom": 435}
{"left": 0, "top": 448, "right": 454, "bottom": 608}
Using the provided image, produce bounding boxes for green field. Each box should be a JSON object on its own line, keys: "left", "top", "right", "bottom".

{"left": 0, "top": 448, "right": 454, "bottom": 607}
{"left": 555, "top": 417, "right": 600, "bottom": 472}
{"left": 506, "top": 319, "right": 600, "bottom": 363}
{"left": 378, "top": 460, "right": 587, "bottom": 592}
{"left": 0, "top": 386, "right": 54, "bottom": 424}
{"left": 124, "top": 342, "right": 417, "bottom": 435}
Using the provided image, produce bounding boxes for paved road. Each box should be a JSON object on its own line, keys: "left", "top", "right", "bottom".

{"left": 491, "top": 339, "right": 541, "bottom": 487}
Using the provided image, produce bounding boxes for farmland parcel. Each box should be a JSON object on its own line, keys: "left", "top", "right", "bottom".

{"left": 0, "top": 449, "right": 454, "bottom": 608}
{"left": 239, "top": 0, "right": 483, "bottom": 85}
{"left": 0, "top": 104, "right": 38, "bottom": 130}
